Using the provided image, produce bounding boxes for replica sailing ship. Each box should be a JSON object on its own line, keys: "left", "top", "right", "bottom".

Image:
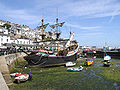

{"left": 24, "top": 16, "right": 79, "bottom": 65}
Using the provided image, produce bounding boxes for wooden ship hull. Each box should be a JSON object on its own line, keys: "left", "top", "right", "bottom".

{"left": 24, "top": 53, "right": 78, "bottom": 65}
{"left": 24, "top": 44, "right": 79, "bottom": 65}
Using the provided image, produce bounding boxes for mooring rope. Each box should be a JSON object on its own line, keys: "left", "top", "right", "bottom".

{"left": 30, "top": 54, "right": 42, "bottom": 65}
{"left": 30, "top": 54, "right": 48, "bottom": 65}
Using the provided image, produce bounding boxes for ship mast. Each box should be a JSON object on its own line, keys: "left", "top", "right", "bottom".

{"left": 49, "top": 9, "right": 65, "bottom": 56}
{"left": 41, "top": 9, "right": 45, "bottom": 41}
{"left": 56, "top": 8, "right": 60, "bottom": 39}
{"left": 41, "top": 9, "right": 44, "bottom": 49}
{"left": 56, "top": 8, "right": 59, "bottom": 56}
{"left": 37, "top": 9, "right": 49, "bottom": 49}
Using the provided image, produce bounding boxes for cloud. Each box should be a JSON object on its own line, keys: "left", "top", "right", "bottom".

{"left": 0, "top": 3, "right": 40, "bottom": 26}
{"left": 0, "top": 0, "right": 120, "bottom": 27}
{"left": 60, "top": 0, "right": 120, "bottom": 18}
{"left": 79, "top": 32, "right": 103, "bottom": 37}
{"left": 34, "top": 0, "right": 67, "bottom": 8}
{"left": 108, "top": 9, "right": 120, "bottom": 23}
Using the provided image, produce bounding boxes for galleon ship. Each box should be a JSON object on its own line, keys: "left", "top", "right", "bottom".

{"left": 24, "top": 16, "right": 79, "bottom": 65}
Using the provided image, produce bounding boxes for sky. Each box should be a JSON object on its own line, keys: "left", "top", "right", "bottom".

{"left": 0, "top": 0, "right": 120, "bottom": 48}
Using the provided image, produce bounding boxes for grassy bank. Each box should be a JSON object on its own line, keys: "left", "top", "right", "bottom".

{"left": 9, "top": 57, "right": 28, "bottom": 73}
{"left": 9, "top": 58, "right": 120, "bottom": 90}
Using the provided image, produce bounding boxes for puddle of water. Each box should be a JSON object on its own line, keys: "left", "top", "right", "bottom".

{"left": 113, "top": 82, "right": 120, "bottom": 90}
{"left": 114, "top": 82, "right": 118, "bottom": 87}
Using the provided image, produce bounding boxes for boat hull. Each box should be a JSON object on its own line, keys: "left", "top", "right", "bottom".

{"left": 103, "top": 63, "right": 111, "bottom": 67}
{"left": 67, "top": 66, "right": 83, "bottom": 71}
{"left": 24, "top": 54, "right": 77, "bottom": 65}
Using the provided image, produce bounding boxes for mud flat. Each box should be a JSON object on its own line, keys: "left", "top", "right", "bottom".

{"left": 9, "top": 58, "right": 120, "bottom": 90}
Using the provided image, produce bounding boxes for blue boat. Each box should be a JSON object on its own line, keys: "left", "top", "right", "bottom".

{"left": 67, "top": 66, "right": 83, "bottom": 71}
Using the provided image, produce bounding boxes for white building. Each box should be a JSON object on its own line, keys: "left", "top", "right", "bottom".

{"left": 13, "top": 38, "right": 33, "bottom": 45}
{"left": 0, "top": 19, "right": 61, "bottom": 50}
{"left": 0, "top": 27, "right": 13, "bottom": 48}
{"left": 80, "top": 46, "right": 96, "bottom": 50}
{"left": 0, "top": 20, "right": 6, "bottom": 26}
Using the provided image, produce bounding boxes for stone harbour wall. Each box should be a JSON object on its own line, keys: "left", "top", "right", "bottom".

{"left": 0, "top": 72, "right": 9, "bottom": 90}
{"left": 0, "top": 52, "right": 27, "bottom": 89}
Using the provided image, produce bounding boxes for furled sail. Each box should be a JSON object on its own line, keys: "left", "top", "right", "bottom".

{"left": 58, "top": 22, "right": 65, "bottom": 27}
{"left": 37, "top": 23, "right": 49, "bottom": 29}
{"left": 65, "top": 32, "right": 74, "bottom": 48}
{"left": 43, "top": 23, "right": 49, "bottom": 29}
{"left": 49, "top": 22, "right": 65, "bottom": 29}
{"left": 50, "top": 25, "right": 55, "bottom": 29}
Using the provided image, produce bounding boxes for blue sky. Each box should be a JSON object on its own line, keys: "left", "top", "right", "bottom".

{"left": 0, "top": 0, "right": 120, "bottom": 48}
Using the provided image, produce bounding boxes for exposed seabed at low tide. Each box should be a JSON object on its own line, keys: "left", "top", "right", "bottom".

{"left": 9, "top": 58, "right": 120, "bottom": 90}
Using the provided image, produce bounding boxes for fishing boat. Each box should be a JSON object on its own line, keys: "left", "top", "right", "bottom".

{"left": 104, "top": 54, "right": 111, "bottom": 62}
{"left": 10, "top": 72, "right": 21, "bottom": 77}
{"left": 15, "top": 74, "right": 29, "bottom": 83}
{"left": 103, "top": 54, "right": 111, "bottom": 67}
{"left": 67, "top": 66, "right": 83, "bottom": 72}
{"left": 103, "top": 61, "right": 111, "bottom": 67}
{"left": 24, "top": 15, "right": 79, "bottom": 65}
{"left": 84, "top": 59, "right": 93, "bottom": 66}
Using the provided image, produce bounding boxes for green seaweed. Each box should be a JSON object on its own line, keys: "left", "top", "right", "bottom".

{"left": 9, "top": 58, "right": 120, "bottom": 90}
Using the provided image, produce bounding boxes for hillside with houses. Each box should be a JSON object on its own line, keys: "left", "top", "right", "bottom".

{"left": 0, "top": 20, "right": 57, "bottom": 55}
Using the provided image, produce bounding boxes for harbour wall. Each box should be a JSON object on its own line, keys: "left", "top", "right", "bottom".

{"left": 0, "top": 52, "right": 27, "bottom": 88}
{"left": 0, "top": 72, "right": 9, "bottom": 90}
{"left": 86, "top": 52, "right": 120, "bottom": 59}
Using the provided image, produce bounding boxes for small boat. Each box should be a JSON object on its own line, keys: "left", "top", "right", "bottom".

{"left": 103, "top": 61, "right": 111, "bottom": 67}
{"left": 10, "top": 72, "right": 21, "bottom": 77}
{"left": 84, "top": 59, "right": 93, "bottom": 66}
{"left": 104, "top": 54, "right": 111, "bottom": 62}
{"left": 15, "top": 74, "right": 29, "bottom": 83}
{"left": 67, "top": 66, "right": 83, "bottom": 71}
{"left": 65, "top": 62, "right": 76, "bottom": 67}
{"left": 15, "top": 73, "right": 28, "bottom": 77}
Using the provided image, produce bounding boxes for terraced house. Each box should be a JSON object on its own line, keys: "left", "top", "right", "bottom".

{"left": 0, "top": 20, "right": 58, "bottom": 53}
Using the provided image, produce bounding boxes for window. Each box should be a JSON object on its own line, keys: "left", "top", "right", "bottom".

{"left": 18, "top": 29, "right": 20, "bottom": 33}
{"left": 29, "top": 40, "right": 30, "bottom": 44}
{"left": 1, "top": 38, "right": 3, "bottom": 42}
{"left": 7, "top": 39, "right": 8, "bottom": 42}
{"left": 17, "top": 41, "right": 19, "bottom": 44}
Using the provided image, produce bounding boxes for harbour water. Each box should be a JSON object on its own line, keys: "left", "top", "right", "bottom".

{"left": 9, "top": 58, "right": 120, "bottom": 90}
